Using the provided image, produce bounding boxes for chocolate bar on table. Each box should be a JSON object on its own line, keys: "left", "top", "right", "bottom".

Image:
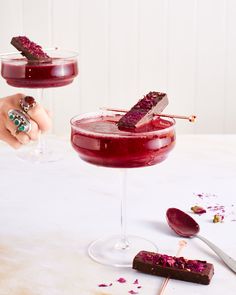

{"left": 11, "top": 36, "right": 52, "bottom": 63}
{"left": 133, "top": 251, "right": 214, "bottom": 285}
{"left": 117, "top": 91, "right": 168, "bottom": 130}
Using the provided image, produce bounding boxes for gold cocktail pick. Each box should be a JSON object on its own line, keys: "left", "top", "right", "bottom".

{"left": 101, "top": 107, "right": 197, "bottom": 123}
{"left": 158, "top": 240, "right": 187, "bottom": 295}
{"left": 0, "top": 47, "right": 59, "bottom": 57}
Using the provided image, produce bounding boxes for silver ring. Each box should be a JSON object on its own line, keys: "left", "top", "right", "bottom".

{"left": 8, "top": 109, "right": 31, "bottom": 133}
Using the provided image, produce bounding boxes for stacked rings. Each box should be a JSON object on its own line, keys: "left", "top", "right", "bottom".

{"left": 8, "top": 109, "right": 31, "bottom": 133}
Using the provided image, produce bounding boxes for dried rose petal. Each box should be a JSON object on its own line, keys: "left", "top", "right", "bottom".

{"left": 195, "top": 192, "right": 218, "bottom": 199}
{"left": 128, "top": 291, "right": 138, "bottom": 294}
{"left": 207, "top": 205, "right": 225, "bottom": 213}
{"left": 191, "top": 206, "right": 206, "bottom": 214}
{"left": 197, "top": 193, "right": 203, "bottom": 198}
{"left": 133, "top": 279, "right": 139, "bottom": 284}
{"left": 98, "top": 283, "right": 112, "bottom": 287}
{"left": 117, "top": 277, "right": 126, "bottom": 283}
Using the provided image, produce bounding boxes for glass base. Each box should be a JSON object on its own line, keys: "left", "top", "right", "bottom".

{"left": 16, "top": 146, "right": 63, "bottom": 163}
{"left": 88, "top": 234, "right": 158, "bottom": 267}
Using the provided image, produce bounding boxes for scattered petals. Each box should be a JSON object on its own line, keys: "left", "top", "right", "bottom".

{"left": 193, "top": 192, "right": 235, "bottom": 222}
{"left": 117, "top": 277, "right": 126, "bottom": 283}
{"left": 195, "top": 192, "right": 218, "bottom": 199}
{"left": 207, "top": 205, "right": 225, "bottom": 212}
{"left": 98, "top": 278, "right": 142, "bottom": 294}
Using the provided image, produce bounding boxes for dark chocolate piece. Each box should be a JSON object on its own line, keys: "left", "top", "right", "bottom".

{"left": 133, "top": 251, "right": 214, "bottom": 285}
{"left": 117, "top": 91, "right": 168, "bottom": 130}
{"left": 11, "top": 36, "right": 52, "bottom": 63}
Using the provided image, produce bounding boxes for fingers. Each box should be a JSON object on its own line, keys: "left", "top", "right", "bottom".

{"left": 5, "top": 119, "right": 30, "bottom": 144}
{"left": 0, "top": 128, "right": 22, "bottom": 149}
{"left": 28, "top": 104, "right": 52, "bottom": 133}
{"left": 5, "top": 93, "right": 52, "bottom": 133}
{"left": 5, "top": 117, "right": 39, "bottom": 142}
{"left": 7, "top": 93, "right": 25, "bottom": 105}
{"left": 0, "top": 93, "right": 52, "bottom": 149}
{"left": 27, "top": 120, "right": 40, "bottom": 141}
{"left": 14, "top": 132, "right": 30, "bottom": 145}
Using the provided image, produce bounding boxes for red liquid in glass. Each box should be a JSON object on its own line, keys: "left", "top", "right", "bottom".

{"left": 1, "top": 58, "right": 78, "bottom": 88}
{"left": 71, "top": 114, "right": 175, "bottom": 168}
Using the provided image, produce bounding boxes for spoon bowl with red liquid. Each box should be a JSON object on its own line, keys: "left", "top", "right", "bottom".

{"left": 166, "top": 208, "right": 236, "bottom": 273}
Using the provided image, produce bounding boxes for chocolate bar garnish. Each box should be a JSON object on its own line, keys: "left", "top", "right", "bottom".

{"left": 133, "top": 251, "right": 214, "bottom": 285}
{"left": 117, "top": 91, "right": 168, "bottom": 130}
{"left": 11, "top": 36, "right": 52, "bottom": 63}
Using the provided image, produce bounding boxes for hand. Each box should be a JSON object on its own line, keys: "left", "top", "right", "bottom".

{"left": 0, "top": 93, "right": 52, "bottom": 149}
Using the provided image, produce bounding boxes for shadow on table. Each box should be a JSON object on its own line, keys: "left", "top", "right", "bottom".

{"left": 137, "top": 219, "right": 176, "bottom": 237}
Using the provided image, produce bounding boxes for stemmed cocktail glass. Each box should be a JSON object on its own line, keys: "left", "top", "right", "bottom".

{"left": 70, "top": 110, "right": 176, "bottom": 267}
{"left": 1, "top": 49, "right": 78, "bottom": 162}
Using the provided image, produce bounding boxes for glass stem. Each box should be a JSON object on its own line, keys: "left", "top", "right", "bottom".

{"left": 36, "top": 88, "right": 46, "bottom": 154}
{"left": 119, "top": 169, "right": 130, "bottom": 249}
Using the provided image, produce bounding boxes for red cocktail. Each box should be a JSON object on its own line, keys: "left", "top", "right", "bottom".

{"left": 71, "top": 111, "right": 175, "bottom": 168}
{"left": 1, "top": 49, "right": 78, "bottom": 162}
{"left": 1, "top": 51, "right": 78, "bottom": 88}
{"left": 71, "top": 110, "right": 176, "bottom": 267}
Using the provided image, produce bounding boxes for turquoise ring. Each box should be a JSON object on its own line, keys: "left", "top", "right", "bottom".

{"left": 8, "top": 109, "right": 31, "bottom": 133}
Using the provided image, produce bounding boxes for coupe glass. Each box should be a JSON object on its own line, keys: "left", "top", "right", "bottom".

{"left": 1, "top": 49, "right": 78, "bottom": 162}
{"left": 70, "top": 110, "right": 176, "bottom": 267}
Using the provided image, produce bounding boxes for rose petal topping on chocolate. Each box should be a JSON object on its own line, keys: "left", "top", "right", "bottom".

{"left": 138, "top": 251, "right": 207, "bottom": 272}
{"left": 133, "top": 251, "right": 214, "bottom": 285}
{"left": 11, "top": 36, "right": 52, "bottom": 63}
{"left": 117, "top": 91, "right": 168, "bottom": 130}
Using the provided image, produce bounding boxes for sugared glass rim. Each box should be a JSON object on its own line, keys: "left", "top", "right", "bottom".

{"left": 0, "top": 49, "right": 78, "bottom": 62}
{"left": 70, "top": 110, "right": 176, "bottom": 138}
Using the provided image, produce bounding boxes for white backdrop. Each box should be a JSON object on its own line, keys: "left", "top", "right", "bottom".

{"left": 0, "top": 0, "right": 236, "bottom": 135}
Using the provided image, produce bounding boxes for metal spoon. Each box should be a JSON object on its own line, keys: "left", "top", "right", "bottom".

{"left": 166, "top": 208, "right": 236, "bottom": 273}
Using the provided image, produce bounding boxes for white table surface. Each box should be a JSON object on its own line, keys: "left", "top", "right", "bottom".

{"left": 0, "top": 134, "right": 235, "bottom": 295}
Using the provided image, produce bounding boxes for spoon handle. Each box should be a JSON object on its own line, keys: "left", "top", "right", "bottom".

{"left": 197, "top": 234, "right": 236, "bottom": 273}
